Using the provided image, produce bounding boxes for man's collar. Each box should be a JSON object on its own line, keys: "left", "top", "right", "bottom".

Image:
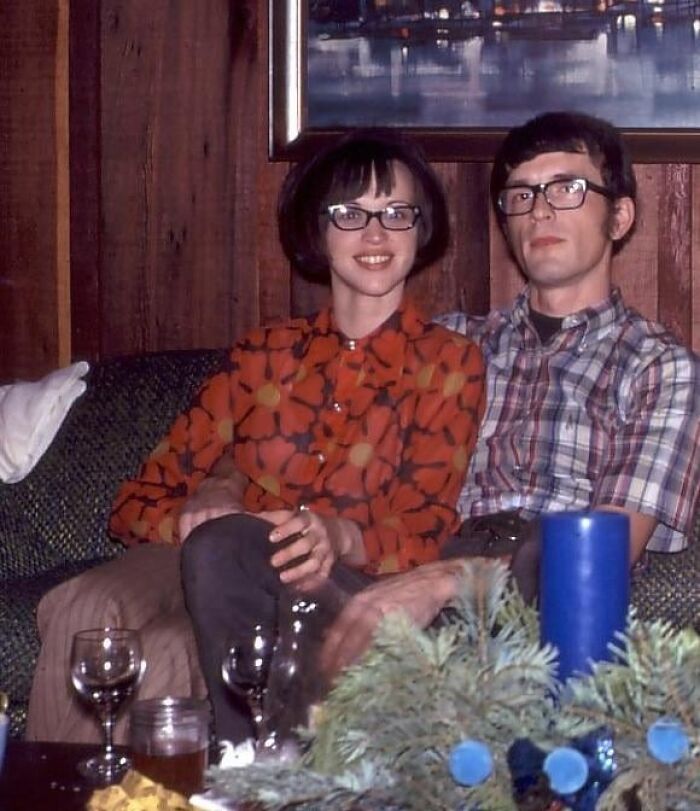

{"left": 512, "top": 286, "right": 624, "bottom": 343}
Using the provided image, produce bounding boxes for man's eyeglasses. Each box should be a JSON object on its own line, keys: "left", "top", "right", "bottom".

{"left": 497, "top": 177, "right": 614, "bottom": 216}
{"left": 326, "top": 204, "right": 422, "bottom": 231}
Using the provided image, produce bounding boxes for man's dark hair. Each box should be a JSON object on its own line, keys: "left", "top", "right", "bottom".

{"left": 490, "top": 111, "right": 637, "bottom": 253}
{"left": 278, "top": 128, "right": 450, "bottom": 283}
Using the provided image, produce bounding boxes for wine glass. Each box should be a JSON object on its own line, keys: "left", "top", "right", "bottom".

{"left": 221, "top": 623, "right": 275, "bottom": 750}
{"left": 70, "top": 627, "right": 144, "bottom": 783}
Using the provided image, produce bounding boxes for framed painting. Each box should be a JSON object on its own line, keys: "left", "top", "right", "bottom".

{"left": 269, "top": 0, "right": 700, "bottom": 162}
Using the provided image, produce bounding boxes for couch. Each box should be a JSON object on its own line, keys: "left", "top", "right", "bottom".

{"left": 0, "top": 349, "right": 227, "bottom": 738}
{"left": 0, "top": 348, "right": 698, "bottom": 739}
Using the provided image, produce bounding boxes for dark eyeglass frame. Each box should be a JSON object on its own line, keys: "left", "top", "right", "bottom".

{"left": 325, "top": 203, "right": 422, "bottom": 231}
{"left": 497, "top": 177, "right": 615, "bottom": 216}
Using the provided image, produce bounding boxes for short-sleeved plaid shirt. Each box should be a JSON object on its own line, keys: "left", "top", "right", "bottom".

{"left": 437, "top": 287, "right": 699, "bottom": 552}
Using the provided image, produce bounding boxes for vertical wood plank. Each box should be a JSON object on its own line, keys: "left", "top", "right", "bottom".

{"left": 232, "top": 0, "right": 265, "bottom": 335}
{"left": 0, "top": 2, "right": 60, "bottom": 381}
{"left": 254, "top": 0, "right": 295, "bottom": 325}
{"left": 693, "top": 166, "right": 700, "bottom": 355}
{"left": 409, "top": 162, "right": 491, "bottom": 317}
{"left": 56, "top": 0, "right": 71, "bottom": 366}
{"left": 69, "top": 0, "right": 102, "bottom": 361}
{"left": 657, "top": 164, "right": 692, "bottom": 347}
{"left": 612, "top": 164, "right": 660, "bottom": 322}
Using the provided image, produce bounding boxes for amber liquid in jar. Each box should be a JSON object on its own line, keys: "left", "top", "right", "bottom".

{"left": 132, "top": 746, "right": 207, "bottom": 797}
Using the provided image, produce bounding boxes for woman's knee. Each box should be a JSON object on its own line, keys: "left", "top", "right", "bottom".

{"left": 180, "top": 513, "right": 277, "bottom": 602}
{"left": 182, "top": 514, "right": 272, "bottom": 572}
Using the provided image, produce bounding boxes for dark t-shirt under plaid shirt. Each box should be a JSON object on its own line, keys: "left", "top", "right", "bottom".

{"left": 437, "top": 287, "right": 699, "bottom": 552}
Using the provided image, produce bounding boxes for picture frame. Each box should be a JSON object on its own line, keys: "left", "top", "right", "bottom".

{"left": 269, "top": 0, "right": 700, "bottom": 163}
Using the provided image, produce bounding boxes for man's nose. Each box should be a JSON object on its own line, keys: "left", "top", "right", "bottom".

{"left": 530, "top": 189, "right": 555, "bottom": 219}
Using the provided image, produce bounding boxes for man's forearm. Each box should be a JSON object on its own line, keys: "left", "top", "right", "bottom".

{"left": 596, "top": 505, "right": 658, "bottom": 565}
{"left": 320, "top": 557, "right": 466, "bottom": 678}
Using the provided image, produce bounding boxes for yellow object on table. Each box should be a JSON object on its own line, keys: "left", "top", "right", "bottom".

{"left": 87, "top": 769, "right": 194, "bottom": 811}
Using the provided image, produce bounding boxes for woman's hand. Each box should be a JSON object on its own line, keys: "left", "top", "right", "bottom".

{"left": 264, "top": 509, "right": 366, "bottom": 589}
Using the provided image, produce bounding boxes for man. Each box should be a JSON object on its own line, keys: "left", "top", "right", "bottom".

{"left": 320, "top": 110, "right": 699, "bottom": 676}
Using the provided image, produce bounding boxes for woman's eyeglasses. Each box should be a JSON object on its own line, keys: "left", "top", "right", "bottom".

{"left": 326, "top": 204, "right": 422, "bottom": 231}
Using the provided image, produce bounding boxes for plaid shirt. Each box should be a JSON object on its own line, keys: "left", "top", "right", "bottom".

{"left": 437, "top": 287, "right": 700, "bottom": 552}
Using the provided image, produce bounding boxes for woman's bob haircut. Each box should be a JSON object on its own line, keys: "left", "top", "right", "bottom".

{"left": 278, "top": 128, "right": 450, "bottom": 283}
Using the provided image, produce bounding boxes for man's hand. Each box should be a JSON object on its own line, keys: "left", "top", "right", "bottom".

{"left": 265, "top": 509, "right": 365, "bottom": 588}
{"left": 320, "top": 559, "right": 464, "bottom": 680}
{"left": 178, "top": 460, "right": 248, "bottom": 542}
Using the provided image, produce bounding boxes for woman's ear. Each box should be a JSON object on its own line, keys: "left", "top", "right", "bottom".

{"left": 608, "top": 197, "right": 635, "bottom": 242}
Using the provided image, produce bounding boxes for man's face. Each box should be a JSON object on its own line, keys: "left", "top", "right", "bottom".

{"left": 500, "top": 150, "right": 634, "bottom": 311}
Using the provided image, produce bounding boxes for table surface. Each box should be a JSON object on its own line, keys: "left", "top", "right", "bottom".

{"left": 0, "top": 739, "right": 129, "bottom": 811}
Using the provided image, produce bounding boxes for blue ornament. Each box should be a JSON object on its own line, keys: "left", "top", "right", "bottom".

{"left": 550, "top": 727, "right": 617, "bottom": 811}
{"left": 646, "top": 718, "right": 690, "bottom": 764}
{"left": 449, "top": 740, "right": 494, "bottom": 786}
{"left": 544, "top": 747, "right": 590, "bottom": 795}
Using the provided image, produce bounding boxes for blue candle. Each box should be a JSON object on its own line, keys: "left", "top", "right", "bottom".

{"left": 540, "top": 511, "right": 630, "bottom": 681}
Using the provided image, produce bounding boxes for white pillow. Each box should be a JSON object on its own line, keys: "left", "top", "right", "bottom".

{"left": 0, "top": 361, "right": 89, "bottom": 483}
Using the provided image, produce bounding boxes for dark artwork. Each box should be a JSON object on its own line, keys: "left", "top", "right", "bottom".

{"left": 307, "top": 0, "right": 700, "bottom": 129}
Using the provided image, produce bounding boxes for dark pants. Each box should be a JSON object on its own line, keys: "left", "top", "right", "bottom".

{"left": 180, "top": 513, "right": 373, "bottom": 742}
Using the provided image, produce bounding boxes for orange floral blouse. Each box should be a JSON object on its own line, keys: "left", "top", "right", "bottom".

{"left": 109, "top": 299, "right": 485, "bottom": 575}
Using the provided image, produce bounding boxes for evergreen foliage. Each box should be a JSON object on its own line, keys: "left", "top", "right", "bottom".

{"left": 207, "top": 561, "right": 700, "bottom": 811}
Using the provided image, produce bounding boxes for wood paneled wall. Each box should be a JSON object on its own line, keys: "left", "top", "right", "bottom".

{"left": 1, "top": 0, "right": 698, "bottom": 384}
{"left": 0, "top": 1, "right": 70, "bottom": 380}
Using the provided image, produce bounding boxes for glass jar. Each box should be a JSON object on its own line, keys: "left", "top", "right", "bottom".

{"left": 129, "top": 696, "right": 210, "bottom": 797}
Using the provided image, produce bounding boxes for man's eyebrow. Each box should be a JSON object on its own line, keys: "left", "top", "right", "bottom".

{"left": 505, "top": 172, "right": 580, "bottom": 186}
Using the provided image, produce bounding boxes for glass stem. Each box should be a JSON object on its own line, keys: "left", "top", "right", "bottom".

{"left": 100, "top": 709, "right": 116, "bottom": 756}
{"left": 250, "top": 686, "right": 265, "bottom": 743}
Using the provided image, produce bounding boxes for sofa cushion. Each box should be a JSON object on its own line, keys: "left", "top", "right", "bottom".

{"left": 631, "top": 502, "right": 700, "bottom": 631}
{"left": 0, "top": 349, "right": 228, "bottom": 579}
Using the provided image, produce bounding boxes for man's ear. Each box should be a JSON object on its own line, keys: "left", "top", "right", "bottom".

{"left": 608, "top": 197, "right": 635, "bottom": 242}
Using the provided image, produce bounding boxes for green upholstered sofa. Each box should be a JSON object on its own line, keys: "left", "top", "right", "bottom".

{"left": 0, "top": 349, "right": 227, "bottom": 738}
{"left": 0, "top": 348, "right": 697, "bottom": 739}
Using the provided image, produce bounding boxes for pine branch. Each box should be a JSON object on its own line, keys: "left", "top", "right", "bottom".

{"left": 204, "top": 562, "right": 700, "bottom": 811}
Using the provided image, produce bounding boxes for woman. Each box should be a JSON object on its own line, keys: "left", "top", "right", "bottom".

{"left": 28, "top": 130, "right": 484, "bottom": 746}
{"left": 152, "top": 130, "right": 485, "bottom": 742}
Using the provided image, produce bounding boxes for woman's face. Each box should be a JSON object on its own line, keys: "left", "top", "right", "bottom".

{"left": 323, "top": 160, "right": 420, "bottom": 304}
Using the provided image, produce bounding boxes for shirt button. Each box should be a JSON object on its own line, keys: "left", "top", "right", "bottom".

{"left": 316, "top": 452, "right": 326, "bottom": 464}
{"left": 331, "top": 401, "right": 342, "bottom": 412}
{"left": 346, "top": 339, "right": 357, "bottom": 351}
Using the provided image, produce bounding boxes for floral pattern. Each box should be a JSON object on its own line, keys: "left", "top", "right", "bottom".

{"left": 109, "top": 299, "right": 485, "bottom": 574}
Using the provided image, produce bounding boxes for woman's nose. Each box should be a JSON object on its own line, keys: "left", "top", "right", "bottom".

{"left": 362, "top": 216, "right": 387, "bottom": 240}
